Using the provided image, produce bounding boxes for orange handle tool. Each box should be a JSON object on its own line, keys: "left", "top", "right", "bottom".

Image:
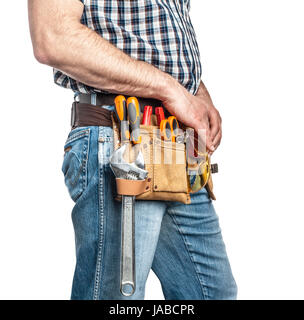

{"left": 127, "top": 97, "right": 142, "bottom": 144}
{"left": 168, "top": 116, "right": 179, "bottom": 142}
{"left": 160, "top": 119, "right": 172, "bottom": 141}
{"left": 142, "top": 106, "right": 153, "bottom": 125}
{"left": 155, "top": 107, "right": 165, "bottom": 126}
{"left": 114, "top": 95, "right": 130, "bottom": 143}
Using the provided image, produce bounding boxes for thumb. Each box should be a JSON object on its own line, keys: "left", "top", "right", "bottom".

{"left": 197, "top": 127, "right": 215, "bottom": 154}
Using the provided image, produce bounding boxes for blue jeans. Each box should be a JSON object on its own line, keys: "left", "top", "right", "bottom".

{"left": 61, "top": 123, "right": 237, "bottom": 300}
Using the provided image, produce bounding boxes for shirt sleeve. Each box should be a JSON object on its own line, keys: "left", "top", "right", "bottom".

{"left": 186, "top": 0, "right": 191, "bottom": 11}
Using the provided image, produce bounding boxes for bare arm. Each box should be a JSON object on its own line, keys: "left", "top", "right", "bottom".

{"left": 28, "top": 0, "right": 173, "bottom": 98}
{"left": 28, "top": 0, "right": 216, "bottom": 151}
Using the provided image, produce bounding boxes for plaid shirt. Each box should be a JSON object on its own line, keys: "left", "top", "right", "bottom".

{"left": 54, "top": 0, "right": 202, "bottom": 95}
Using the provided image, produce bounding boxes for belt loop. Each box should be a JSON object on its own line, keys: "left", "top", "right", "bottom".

{"left": 91, "top": 93, "right": 97, "bottom": 106}
{"left": 71, "top": 102, "right": 76, "bottom": 128}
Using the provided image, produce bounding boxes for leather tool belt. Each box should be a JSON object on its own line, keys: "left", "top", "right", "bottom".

{"left": 71, "top": 93, "right": 170, "bottom": 129}
{"left": 71, "top": 93, "right": 217, "bottom": 203}
{"left": 77, "top": 93, "right": 166, "bottom": 112}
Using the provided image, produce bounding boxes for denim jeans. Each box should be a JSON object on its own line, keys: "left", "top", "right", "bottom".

{"left": 61, "top": 118, "right": 237, "bottom": 300}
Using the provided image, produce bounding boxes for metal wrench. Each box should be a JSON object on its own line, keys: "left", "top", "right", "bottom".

{"left": 110, "top": 96, "right": 147, "bottom": 296}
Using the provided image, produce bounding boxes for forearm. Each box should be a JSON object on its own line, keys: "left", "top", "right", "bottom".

{"left": 28, "top": 0, "right": 176, "bottom": 100}
{"left": 53, "top": 26, "right": 175, "bottom": 99}
{"left": 196, "top": 81, "right": 213, "bottom": 103}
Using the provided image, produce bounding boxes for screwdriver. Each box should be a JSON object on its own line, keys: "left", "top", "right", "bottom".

{"left": 127, "top": 97, "right": 144, "bottom": 169}
{"left": 114, "top": 95, "right": 130, "bottom": 143}
{"left": 142, "top": 106, "right": 153, "bottom": 125}
{"left": 127, "top": 97, "right": 142, "bottom": 144}
{"left": 155, "top": 107, "right": 165, "bottom": 126}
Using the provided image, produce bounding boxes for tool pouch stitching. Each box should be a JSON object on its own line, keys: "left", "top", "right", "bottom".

{"left": 112, "top": 113, "right": 216, "bottom": 204}
{"left": 112, "top": 113, "right": 191, "bottom": 204}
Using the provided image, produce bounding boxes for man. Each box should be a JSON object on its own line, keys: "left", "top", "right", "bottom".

{"left": 28, "top": 0, "right": 237, "bottom": 300}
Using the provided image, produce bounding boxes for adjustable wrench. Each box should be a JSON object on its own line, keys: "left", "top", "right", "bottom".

{"left": 110, "top": 96, "right": 147, "bottom": 296}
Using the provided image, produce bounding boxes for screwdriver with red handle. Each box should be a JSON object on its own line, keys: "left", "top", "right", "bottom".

{"left": 155, "top": 107, "right": 165, "bottom": 126}
{"left": 142, "top": 106, "right": 153, "bottom": 125}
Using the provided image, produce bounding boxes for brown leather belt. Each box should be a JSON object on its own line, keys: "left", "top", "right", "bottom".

{"left": 71, "top": 93, "right": 169, "bottom": 129}
{"left": 71, "top": 102, "right": 113, "bottom": 129}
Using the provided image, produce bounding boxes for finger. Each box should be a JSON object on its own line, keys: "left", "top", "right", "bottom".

{"left": 208, "top": 129, "right": 222, "bottom": 156}
{"left": 212, "top": 129, "right": 222, "bottom": 150}
{"left": 197, "top": 126, "right": 214, "bottom": 153}
{"left": 209, "top": 111, "right": 221, "bottom": 142}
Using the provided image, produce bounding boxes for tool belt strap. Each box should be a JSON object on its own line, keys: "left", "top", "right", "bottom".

{"left": 116, "top": 178, "right": 150, "bottom": 196}
{"left": 71, "top": 102, "right": 113, "bottom": 129}
{"left": 72, "top": 94, "right": 171, "bottom": 129}
{"left": 78, "top": 93, "right": 166, "bottom": 113}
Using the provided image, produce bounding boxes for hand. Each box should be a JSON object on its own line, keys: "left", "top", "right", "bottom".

{"left": 195, "top": 82, "right": 222, "bottom": 154}
{"left": 206, "top": 103, "right": 222, "bottom": 153}
{"left": 162, "top": 83, "right": 215, "bottom": 153}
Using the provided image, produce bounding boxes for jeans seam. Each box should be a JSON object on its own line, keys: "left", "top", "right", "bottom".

{"left": 65, "top": 129, "right": 90, "bottom": 145}
{"left": 82, "top": 132, "right": 90, "bottom": 195}
{"left": 93, "top": 128, "right": 105, "bottom": 300}
{"left": 62, "top": 130, "right": 90, "bottom": 202}
{"left": 167, "top": 210, "right": 209, "bottom": 300}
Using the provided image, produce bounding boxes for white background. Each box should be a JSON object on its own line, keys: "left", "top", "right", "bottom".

{"left": 0, "top": 0, "right": 303, "bottom": 300}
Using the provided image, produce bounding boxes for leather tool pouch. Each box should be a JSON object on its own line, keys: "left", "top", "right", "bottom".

{"left": 112, "top": 113, "right": 216, "bottom": 204}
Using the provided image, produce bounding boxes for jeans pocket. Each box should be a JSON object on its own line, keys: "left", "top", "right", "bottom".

{"left": 61, "top": 128, "right": 90, "bottom": 202}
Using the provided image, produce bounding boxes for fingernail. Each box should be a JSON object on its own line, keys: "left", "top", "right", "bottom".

{"left": 210, "top": 145, "right": 215, "bottom": 152}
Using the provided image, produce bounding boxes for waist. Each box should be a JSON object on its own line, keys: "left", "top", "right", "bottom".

{"left": 71, "top": 93, "right": 170, "bottom": 129}
{"left": 77, "top": 93, "right": 163, "bottom": 111}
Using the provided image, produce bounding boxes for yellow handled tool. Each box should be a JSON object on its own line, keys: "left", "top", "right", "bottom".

{"left": 160, "top": 119, "right": 172, "bottom": 141}
{"left": 114, "top": 95, "right": 130, "bottom": 143}
{"left": 127, "top": 97, "right": 142, "bottom": 144}
{"left": 168, "top": 116, "right": 179, "bottom": 142}
{"left": 160, "top": 116, "right": 180, "bottom": 142}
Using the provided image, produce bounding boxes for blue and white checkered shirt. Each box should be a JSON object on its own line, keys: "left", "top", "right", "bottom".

{"left": 54, "top": 0, "right": 202, "bottom": 95}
